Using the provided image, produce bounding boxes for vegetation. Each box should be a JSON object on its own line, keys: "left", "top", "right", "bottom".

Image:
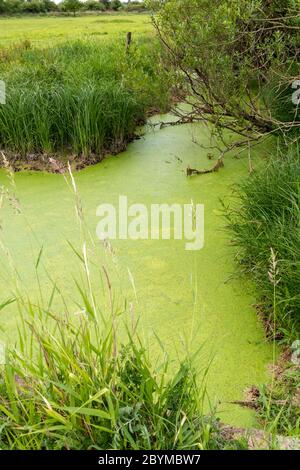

{"left": 0, "top": 37, "right": 170, "bottom": 162}
{"left": 0, "top": 306, "right": 221, "bottom": 449}
{"left": 150, "top": 0, "right": 300, "bottom": 339}
{"left": 63, "top": 0, "right": 82, "bottom": 17}
{"left": 0, "top": 235, "right": 226, "bottom": 450}
{"left": 0, "top": 0, "right": 147, "bottom": 16}
{"left": 257, "top": 357, "right": 300, "bottom": 438}
{"left": 0, "top": 14, "right": 152, "bottom": 47}
{"left": 225, "top": 152, "right": 300, "bottom": 340}
{"left": 149, "top": 0, "right": 300, "bottom": 439}
{"left": 150, "top": 0, "right": 300, "bottom": 159}
{"left": 0, "top": 0, "right": 58, "bottom": 15}
{"left": 225, "top": 155, "right": 300, "bottom": 436}
{"left": 0, "top": 0, "right": 299, "bottom": 451}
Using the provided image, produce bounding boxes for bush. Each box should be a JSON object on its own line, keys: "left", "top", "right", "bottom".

{"left": 111, "top": 0, "right": 122, "bottom": 11}
{"left": 2, "top": 0, "right": 23, "bottom": 14}
{"left": 150, "top": 0, "right": 300, "bottom": 154}
{"left": 22, "top": 0, "right": 46, "bottom": 14}
{"left": 0, "top": 0, "right": 57, "bottom": 14}
{"left": 83, "top": 0, "right": 105, "bottom": 12}
{"left": 0, "top": 0, "right": 6, "bottom": 14}
{"left": 61, "top": 0, "right": 82, "bottom": 16}
{"left": 100, "top": 0, "right": 110, "bottom": 10}
{"left": 126, "top": 1, "right": 147, "bottom": 13}
{"left": 43, "top": 0, "right": 58, "bottom": 12}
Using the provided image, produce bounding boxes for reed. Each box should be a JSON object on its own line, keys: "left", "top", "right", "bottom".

{"left": 226, "top": 148, "right": 300, "bottom": 340}
{"left": 0, "top": 38, "right": 171, "bottom": 159}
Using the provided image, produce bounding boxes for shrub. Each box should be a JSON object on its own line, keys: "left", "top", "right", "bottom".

{"left": 111, "top": 0, "right": 122, "bottom": 11}
{"left": 61, "top": 0, "right": 82, "bottom": 16}
{"left": 83, "top": 0, "right": 105, "bottom": 12}
{"left": 21, "top": 0, "right": 46, "bottom": 14}
{"left": 2, "top": 0, "right": 23, "bottom": 14}
{"left": 149, "top": 0, "right": 300, "bottom": 156}
{"left": 0, "top": 0, "right": 6, "bottom": 14}
{"left": 126, "top": 1, "right": 147, "bottom": 13}
{"left": 257, "top": 362, "right": 300, "bottom": 437}
{"left": 43, "top": 0, "right": 58, "bottom": 12}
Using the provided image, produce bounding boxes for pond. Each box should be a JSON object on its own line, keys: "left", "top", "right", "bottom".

{"left": 0, "top": 118, "right": 273, "bottom": 428}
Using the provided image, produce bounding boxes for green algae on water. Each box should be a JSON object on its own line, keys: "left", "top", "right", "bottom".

{"left": 0, "top": 120, "right": 273, "bottom": 428}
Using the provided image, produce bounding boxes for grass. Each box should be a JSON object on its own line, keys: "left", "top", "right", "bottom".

{"left": 0, "top": 14, "right": 152, "bottom": 47}
{"left": 225, "top": 146, "right": 300, "bottom": 439}
{"left": 0, "top": 37, "right": 171, "bottom": 161}
{"left": 226, "top": 148, "right": 300, "bottom": 342}
{"left": 257, "top": 359, "right": 300, "bottom": 438}
{"left": 0, "top": 237, "right": 227, "bottom": 450}
{"left": 0, "top": 308, "right": 218, "bottom": 450}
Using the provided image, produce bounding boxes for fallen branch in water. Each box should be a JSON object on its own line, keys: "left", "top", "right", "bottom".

{"left": 220, "top": 425, "right": 300, "bottom": 450}
{"left": 227, "top": 397, "right": 300, "bottom": 410}
{"left": 186, "top": 157, "right": 224, "bottom": 176}
{"left": 227, "top": 400, "right": 259, "bottom": 410}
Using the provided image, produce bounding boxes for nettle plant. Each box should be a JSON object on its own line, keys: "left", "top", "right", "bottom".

{"left": 149, "top": 0, "right": 300, "bottom": 164}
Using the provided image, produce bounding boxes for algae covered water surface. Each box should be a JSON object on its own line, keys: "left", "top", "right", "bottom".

{"left": 0, "top": 120, "right": 273, "bottom": 427}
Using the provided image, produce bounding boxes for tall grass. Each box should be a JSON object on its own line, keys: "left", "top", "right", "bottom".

{"left": 257, "top": 365, "right": 300, "bottom": 438}
{"left": 0, "top": 38, "right": 171, "bottom": 159}
{"left": 226, "top": 149, "right": 300, "bottom": 340}
{"left": 0, "top": 160, "right": 225, "bottom": 450}
{"left": 0, "top": 253, "right": 224, "bottom": 450}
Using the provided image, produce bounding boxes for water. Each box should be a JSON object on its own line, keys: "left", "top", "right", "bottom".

{"left": 0, "top": 119, "right": 273, "bottom": 427}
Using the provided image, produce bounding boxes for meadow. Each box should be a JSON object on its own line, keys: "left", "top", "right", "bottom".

{"left": 0, "top": 4, "right": 299, "bottom": 451}
{"left": 0, "top": 13, "right": 152, "bottom": 47}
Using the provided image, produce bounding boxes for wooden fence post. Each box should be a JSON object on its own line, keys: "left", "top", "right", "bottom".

{"left": 126, "top": 32, "right": 132, "bottom": 53}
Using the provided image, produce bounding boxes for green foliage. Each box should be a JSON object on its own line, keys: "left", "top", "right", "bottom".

{"left": 264, "top": 80, "right": 300, "bottom": 139}
{"left": 22, "top": 0, "right": 46, "bottom": 14}
{"left": 149, "top": 0, "right": 300, "bottom": 144}
{"left": 126, "top": 1, "right": 147, "bottom": 13}
{"left": 0, "top": 249, "right": 223, "bottom": 450}
{"left": 0, "top": 0, "right": 128, "bottom": 15}
{"left": 226, "top": 149, "right": 300, "bottom": 339}
{"left": 62, "top": 0, "right": 82, "bottom": 16}
{"left": 83, "top": 0, "right": 106, "bottom": 12}
{"left": 100, "top": 0, "right": 110, "bottom": 10}
{"left": 257, "top": 362, "right": 300, "bottom": 437}
{"left": 0, "top": 0, "right": 58, "bottom": 14}
{"left": 1, "top": 0, "right": 23, "bottom": 14}
{"left": 0, "top": 0, "right": 6, "bottom": 14}
{"left": 0, "top": 38, "right": 171, "bottom": 158}
{"left": 111, "top": 0, "right": 122, "bottom": 11}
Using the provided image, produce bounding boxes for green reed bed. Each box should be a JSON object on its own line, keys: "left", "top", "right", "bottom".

{"left": 226, "top": 149, "right": 300, "bottom": 341}
{"left": 0, "top": 38, "right": 171, "bottom": 159}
